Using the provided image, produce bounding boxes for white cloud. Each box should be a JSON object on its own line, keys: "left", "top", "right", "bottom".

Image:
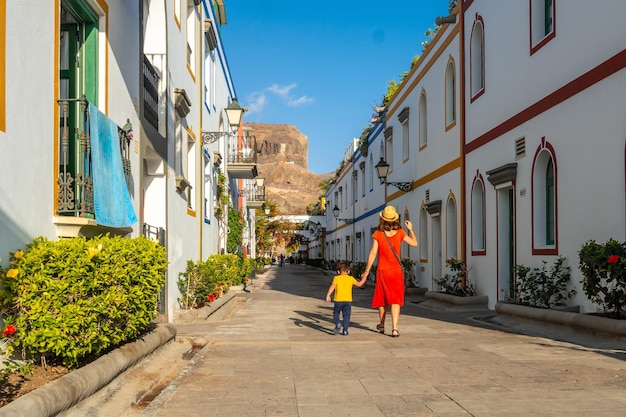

{"left": 288, "top": 96, "right": 315, "bottom": 107}
{"left": 245, "top": 92, "right": 267, "bottom": 114}
{"left": 247, "top": 83, "right": 314, "bottom": 114}
{"left": 268, "top": 83, "right": 297, "bottom": 98}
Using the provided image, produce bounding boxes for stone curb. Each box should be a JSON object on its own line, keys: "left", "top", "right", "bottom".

{"left": 173, "top": 285, "right": 245, "bottom": 323}
{"left": 495, "top": 301, "right": 626, "bottom": 337}
{"left": 420, "top": 291, "right": 489, "bottom": 311}
{"left": 0, "top": 324, "right": 177, "bottom": 417}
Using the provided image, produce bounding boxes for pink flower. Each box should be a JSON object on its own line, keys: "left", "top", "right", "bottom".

{"left": 608, "top": 255, "right": 620, "bottom": 264}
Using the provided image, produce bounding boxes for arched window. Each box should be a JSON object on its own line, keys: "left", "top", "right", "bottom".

{"left": 445, "top": 59, "right": 456, "bottom": 127}
{"left": 446, "top": 195, "right": 457, "bottom": 259}
{"left": 419, "top": 91, "right": 427, "bottom": 149}
{"left": 420, "top": 206, "right": 429, "bottom": 260}
{"left": 471, "top": 177, "right": 486, "bottom": 253}
{"left": 470, "top": 18, "right": 485, "bottom": 100}
{"left": 532, "top": 139, "right": 558, "bottom": 254}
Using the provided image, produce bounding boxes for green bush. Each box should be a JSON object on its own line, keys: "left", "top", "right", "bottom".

{"left": 513, "top": 256, "right": 575, "bottom": 309}
{"left": 178, "top": 254, "right": 250, "bottom": 309}
{"left": 436, "top": 258, "right": 476, "bottom": 296}
{"left": 0, "top": 235, "right": 166, "bottom": 368}
{"left": 579, "top": 239, "right": 626, "bottom": 318}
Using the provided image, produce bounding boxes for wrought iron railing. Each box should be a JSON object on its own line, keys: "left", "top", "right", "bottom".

{"left": 239, "top": 185, "right": 265, "bottom": 203}
{"left": 227, "top": 134, "right": 257, "bottom": 164}
{"left": 57, "top": 97, "right": 132, "bottom": 219}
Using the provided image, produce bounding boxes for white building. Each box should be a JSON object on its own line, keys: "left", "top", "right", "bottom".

{"left": 0, "top": 0, "right": 261, "bottom": 322}
{"left": 325, "top": 0, "right": 626, "bottom": 313}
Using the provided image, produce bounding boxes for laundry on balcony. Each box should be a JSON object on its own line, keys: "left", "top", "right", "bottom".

{"left": 89, "top": 103, "right": 137, "bottom": 228}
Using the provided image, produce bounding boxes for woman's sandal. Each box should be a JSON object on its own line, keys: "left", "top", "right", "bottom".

{"left": 376, "top": 324, "right": 385, "bottom": 334}
{"left": 391, "top": 329, "right": 400, "bottom": 338}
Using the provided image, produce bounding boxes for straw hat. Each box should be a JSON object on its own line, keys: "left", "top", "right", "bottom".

{"left": 379, "top": 205, "right": 399, "bottom": 222}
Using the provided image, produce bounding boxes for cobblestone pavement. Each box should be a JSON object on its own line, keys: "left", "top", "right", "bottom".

{"left": 140, "top": 264, "right": 626, "bottom": 417}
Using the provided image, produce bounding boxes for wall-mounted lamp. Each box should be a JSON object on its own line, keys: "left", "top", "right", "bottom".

{"left": 261, "top": 203, "right": 271, "bottom": 216}
{"left": 254, "top": 177, "right": 265, "bottom": 187}
{"left": 332, "top": 205, "right": 354, "bottom": 224}
{"left": 202, "top": 98, "right": 245, "bottom": 144}
{"left": 375, "top": 157, "right": 414, "bottom": 192}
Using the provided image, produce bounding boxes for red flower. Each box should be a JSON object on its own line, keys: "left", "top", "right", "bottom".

{"left": 608, "top": 255, "right": 620, "bottom": 264}
{"left": 2, "top": 324, "right": 16, "bottom": 337}
{"left": 207, "top": 294, "right": 215, "bottom": 302}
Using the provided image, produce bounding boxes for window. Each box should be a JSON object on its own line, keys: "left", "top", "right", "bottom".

{"left": 445, "top": 59, "right": 456, "bottom": 127}
{"left": 398, "top": 107, "right": 409, "bottom": 161}
{"left": 203, "top": 151, "right": 212, "bottom": 221}
{"left": 205, "top": 49, "right": 216, "bottom": 108}
{"left": 446, "top": 195, "right": 457, "bottom": 259}
{"left": 470, "top": 17, "right": 485, "bottom": 100}
{"left": 419, "top": 91, "right": 427, "bottom": 149}
{"left": 385, "top": 133, "right": 393, "bottom": 174}
{"left": 471, "top": 177, "right": 486, "bottom": 254}
{"left": 174, "top": 116, "right": 183, "bottom": 176}
{"left": 532, "top": 140, "right": 557, "bottom": 254}
{"left": 530, "top": 0, "right": 556, "bottom": 54}
{"left": 186, "top": 3, "right": 198, "bottom": 77}
{"left": 186, "top": 132, "right": 196, "bottom": 210}
{"left": 420, "top": 206, "right": 429, "bottom": 260}
{"left": 369, "top": 154, "right": 374, "bottom": 191}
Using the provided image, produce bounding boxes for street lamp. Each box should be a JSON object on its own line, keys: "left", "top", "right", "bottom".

{"left": 332, "top": 205, "right": 353, "bottom": 224}
{"left": 202, "top": 98, "right": 245, "bottom": 144}
{"left": 374, "top": 157, "right": 414, "bottom": 192}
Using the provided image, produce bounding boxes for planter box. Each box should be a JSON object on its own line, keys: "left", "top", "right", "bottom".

{"left": 420, "top": 291, "right": 489, "bottom": 311}
{"left": 495, "top": 302, "right": 626, "bottom": 338}
{"left": 174, "top": 285, "right": 244, "bottom": 323}
{"left": 405, "top": 287, "right": 428, "bottom": 297}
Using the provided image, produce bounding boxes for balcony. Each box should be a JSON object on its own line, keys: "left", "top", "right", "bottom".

{"left": 226, "top": 134, "right": 258, "bottom": 179}
{"left": 56, "top": 97, "right": 135, "bottom": 237}
{"left": 240, "top": 184, "right": 265, "bottom": 209}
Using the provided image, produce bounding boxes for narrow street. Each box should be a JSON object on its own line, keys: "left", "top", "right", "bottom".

{"left": 128, "top": 264, "right": 626, "bottom": 417}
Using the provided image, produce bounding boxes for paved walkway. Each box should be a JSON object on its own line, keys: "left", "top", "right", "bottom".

{"left": 140, "top": 264, "right": 626, "bottom": 417}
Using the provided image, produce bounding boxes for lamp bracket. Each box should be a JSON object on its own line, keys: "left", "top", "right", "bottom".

{"left": 202, "top": 131, "right": 234, "bottom": 144}
{"left": 387, "top": 182, "right": 414, "bottom": 192}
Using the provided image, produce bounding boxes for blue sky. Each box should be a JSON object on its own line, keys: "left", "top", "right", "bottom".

{"left": 222, "top": 1, "right": 451, "bottom": 174}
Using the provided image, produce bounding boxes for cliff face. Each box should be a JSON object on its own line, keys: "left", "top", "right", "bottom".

{"left": 245, "top": 123, "right": 332, "bottom": 215}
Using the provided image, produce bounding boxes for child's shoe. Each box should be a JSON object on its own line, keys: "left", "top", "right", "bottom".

{"left": 342, "top": 330, "right": 349, "bottom": 336}
{"left": 333, "top": 324, "right": 341, "bottom": 335}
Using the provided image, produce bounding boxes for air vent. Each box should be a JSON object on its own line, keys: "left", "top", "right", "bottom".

{"left": 515, "top": 137, "right": 526, "bottom": 159}
{"left": 425, "top": 189, "right": 430, "bottom": 202}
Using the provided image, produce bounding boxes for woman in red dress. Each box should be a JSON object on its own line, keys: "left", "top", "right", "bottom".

{"left": 361, "top": 206, "right": 417, "bottom": 337}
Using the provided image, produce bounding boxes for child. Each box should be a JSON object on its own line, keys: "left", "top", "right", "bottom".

{"left": 325, "top": 261, "right": 367, "bottom": 335}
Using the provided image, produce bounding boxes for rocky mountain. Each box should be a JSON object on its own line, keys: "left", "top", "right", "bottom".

{"left": 245, "top": 123, "right": 333, "bottom": 215}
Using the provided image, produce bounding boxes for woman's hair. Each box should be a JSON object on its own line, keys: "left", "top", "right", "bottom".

{"left": 378, "top": 218, "right": 401, "bottom": 231}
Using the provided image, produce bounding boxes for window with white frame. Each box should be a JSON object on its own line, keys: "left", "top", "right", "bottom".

{"left": 186, "top": 133, "right": 196, "bottom": 209}
{"left": 471, "top": 177, "right": 486, "bottom": 253}
{"left": 398, "top": 107, "right": 410, "bottom": 161}
{"left": 368, "top": 154, "right": 374, "bottom": 191}
{"left": 470, "top": 18, "right": 485, "bottom": 99}
{"left": 419, "top": 91, "right": 427, "bottom": 149}
{"left": 384, "top": 127, "right": 393, "bottom": 173}
{"left": 446, "top": 196, "right": 457, "bottom": 259}
{"left": 186, "top": 3, "right": 197, "bottom": 77}
{"left": 532, "top": 144, "right": 557, "bottom": 254}
{"left": 530, "top": 0, "right": 555, "bottom": 51}
{"left": 420, "top": 206, "right": 428, "bottom": 260}
{"left": 203, "top": 151, "right": 212, "bottom": 221}
{"left": 445, "top": 60, "right": 456, "bottom": 127}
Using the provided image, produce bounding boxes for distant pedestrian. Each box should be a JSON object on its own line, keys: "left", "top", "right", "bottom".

{"left": 361, "top": 206, "right": 417, "bottom": 337}
{"left": 325, "top": 260, "right": 367, "bottom": 335}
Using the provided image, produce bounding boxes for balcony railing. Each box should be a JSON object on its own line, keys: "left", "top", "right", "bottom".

{"left": 239, "top": 185, "right": 265, "bottom": 208}
{"left": 57, "top": 97, "right": 132, "bottom": 219}
{"left": 226, "top": 134, "right": 258, "bottom": 179}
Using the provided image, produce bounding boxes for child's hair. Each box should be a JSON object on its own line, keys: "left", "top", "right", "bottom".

{"left": 336, "top": 260, "right": 351, "bottom": 273}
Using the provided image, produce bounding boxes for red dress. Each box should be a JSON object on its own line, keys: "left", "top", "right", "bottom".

{"left": 371, "top": 229, "right": 406, "bottom": 308}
